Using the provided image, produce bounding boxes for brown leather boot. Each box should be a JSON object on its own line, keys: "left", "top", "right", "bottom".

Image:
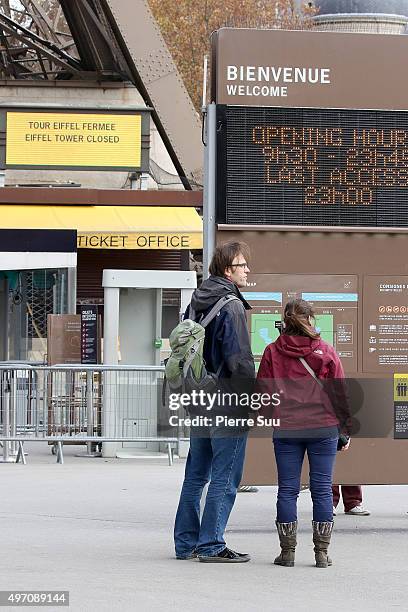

{"left": 274, "top": 521, "right": 297, "bottom": 567}
{"left": 312, "top": 521, "right": 333, "bottom": 568}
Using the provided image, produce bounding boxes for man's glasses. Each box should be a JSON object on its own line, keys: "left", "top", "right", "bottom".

{"left": 230, "top": 262, "right": 248, "bottom": 268}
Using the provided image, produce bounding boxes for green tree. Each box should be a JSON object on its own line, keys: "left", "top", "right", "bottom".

{"left": 149, "top": 0, "right": 316, "bottom": 110}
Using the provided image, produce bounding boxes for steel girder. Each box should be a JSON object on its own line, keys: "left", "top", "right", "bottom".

{"left": 100, "top": 0, "right": 203, "bottom": 187}
{"left": 0, "top": 0, "right": 203, "bottom": 185}
{"left": 58, "top": 0, "right": 131, "bottom": 77}
{"left": 0, "top": 10, "right": 82, "bottom": 78}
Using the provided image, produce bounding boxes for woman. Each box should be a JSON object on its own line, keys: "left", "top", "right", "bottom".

{"left": 257, "top": 298, "right": 351, "bottom": 568}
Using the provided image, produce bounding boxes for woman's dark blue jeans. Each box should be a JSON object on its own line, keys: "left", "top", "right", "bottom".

{"left": 273, "top": 437, "right": 338, "bottom": 523}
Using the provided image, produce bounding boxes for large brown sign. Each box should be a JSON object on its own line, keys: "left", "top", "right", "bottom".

{"left": 217, "top": 228, "right": 408, "bottom": 484}
{"left": 212, "top": 28, "right": 408, "bottom": 110}
{"left": 213, "top": 26, "right": 408, "bottom": 483}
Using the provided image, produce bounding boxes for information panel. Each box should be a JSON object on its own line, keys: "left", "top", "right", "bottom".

{"left": 47, "top": 315, "right": 80, "bottom": 366}
{"left": 363, "top": 276, "right": 408, "bottom": 372}
{"left": 80, "top": 305, "right": 99, "bottom": 365}
{"left": 242, "top": 274, "right": 358, "bottom": 372}
{"left": 217, "top": 106, "right": 408, "bottom": 227}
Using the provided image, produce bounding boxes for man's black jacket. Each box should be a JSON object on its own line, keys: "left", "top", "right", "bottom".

{"left": 187, "top": 276, "right": 255, "bottom": 402}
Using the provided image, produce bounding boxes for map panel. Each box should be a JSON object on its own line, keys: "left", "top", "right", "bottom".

{"left": 243, "top": 274, "right": 358, "bottom": 372}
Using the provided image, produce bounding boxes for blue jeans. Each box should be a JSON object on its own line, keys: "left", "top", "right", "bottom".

{"left": 174, "top": 434, "right": 248, "bottom": 558}
{"left": 273, "top": 437, "right": 338, "bottom": 523}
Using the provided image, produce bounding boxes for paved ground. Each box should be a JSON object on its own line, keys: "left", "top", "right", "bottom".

{"left": 1, "top": 443, "right": 407, "bottom": 612}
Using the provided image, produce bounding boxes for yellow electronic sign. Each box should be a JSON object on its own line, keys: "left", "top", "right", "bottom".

{"left": 6, "top": 112, "right": 142, "bottom": 169}
{"left": 393, "top": 374, "right": 408, "bottom": 402}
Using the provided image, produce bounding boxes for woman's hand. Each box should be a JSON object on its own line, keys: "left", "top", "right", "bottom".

{"left": 340, "top": 437, "right": 351, "bottom": 451}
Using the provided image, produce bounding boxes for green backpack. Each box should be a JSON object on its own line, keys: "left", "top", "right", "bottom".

{"left": 164, "top": 295, "right": 240, "bottom": 394}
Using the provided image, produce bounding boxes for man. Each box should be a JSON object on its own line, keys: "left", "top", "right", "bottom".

{"left": 333, "top": 485, "right": 371, "bottom": 516}
{"left": 174, "top": 241, "right": 255, "bottom": 563}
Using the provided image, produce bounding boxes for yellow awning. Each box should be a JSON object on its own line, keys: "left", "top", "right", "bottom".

{"left": 0, "top": 205, "right": 203, "bottom": 250}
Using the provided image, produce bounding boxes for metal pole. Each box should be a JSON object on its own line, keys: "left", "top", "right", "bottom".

{"left": 74, "top": 369, "right": 101, "bottom": 458}
{"left": 67, "top": 267, "right": 77, "bottom": 315}
{"left": 60, "top": 271, "right": 65, "bottom": 313}
{"left": 203, "top": 103, "right": 217, "bottom": 280}
{"left": 52, "top": 281, "right": 57, "bottom": 314}
{"left": 3, "top": 372, "right": 10, "bottom": 462}
{"left": 3, "top": 277, "right": 9, "bottom": 360}
{"left": 10, "top": 370, "right": 17, "bottom": 456}
{"left": 202, "top": 55, "right": 208, "bottom": 110}
{"left": 167, "top": 442, "right": 173, "bottom": 466}
{"left": 16, "top": 441, "right": 26, "bottom": 465}
{"left": 154, "top": 289, "right": 162, "bottom": 367}
{"left": 86, "top": 369, "right": 93, "bottom": 454}
{"left": 103, "top": 287, "right": 120, "bottom": 367}
{"left": 103, "top": 286, "right": 120, "bottom": 457}
{"left": 56, "top": 440, "right": 64, "bottom": 464}
{"left": 1, "top": 371, "right": 13, "bottom": 463}
{"left": 42, "top": 370, "right": 49, "bottom": 438}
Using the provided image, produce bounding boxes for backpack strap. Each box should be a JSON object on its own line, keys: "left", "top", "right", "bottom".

{"left": 186, "top": 295, "right": 240, "bottom": 380}
{"left": 298, "top": 357, "right": 324, "bottom": 389}
{"left": 200, "top": 295, "right": 240, "bottom": 328}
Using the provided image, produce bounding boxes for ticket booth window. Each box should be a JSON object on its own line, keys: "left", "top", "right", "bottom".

{"left": 5, "top": 268, "right": 69, "bottom": 362}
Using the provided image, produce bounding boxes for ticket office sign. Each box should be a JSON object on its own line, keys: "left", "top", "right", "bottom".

{"left": 76, "top": 232, "right": 201, "bottom": 250}
{"left": 6, "top": 111, "right": 148, "bottom": 171}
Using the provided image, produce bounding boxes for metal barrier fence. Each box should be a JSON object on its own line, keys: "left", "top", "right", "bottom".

{"left": 0, "top": 364, "right": 187, "bottom": 465}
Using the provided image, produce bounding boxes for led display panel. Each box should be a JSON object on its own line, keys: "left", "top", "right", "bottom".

{"left": 216, "top": 105, "right": 408, "bottom": 226}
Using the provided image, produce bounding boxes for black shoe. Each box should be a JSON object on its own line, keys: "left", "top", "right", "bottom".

{"left": 176, "top": 550, "right": 198, "bottom": 560}
{"left": 198, "top": 547, "right": 251, "bottom": 563}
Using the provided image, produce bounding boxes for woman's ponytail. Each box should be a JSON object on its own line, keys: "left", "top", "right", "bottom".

{"left": 283, "top": 299, "right": 320, "bottom": 339}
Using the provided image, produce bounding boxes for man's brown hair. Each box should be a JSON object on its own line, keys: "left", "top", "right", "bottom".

{"left": 209, "top": 241, "right": 250, "bottom": 277}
